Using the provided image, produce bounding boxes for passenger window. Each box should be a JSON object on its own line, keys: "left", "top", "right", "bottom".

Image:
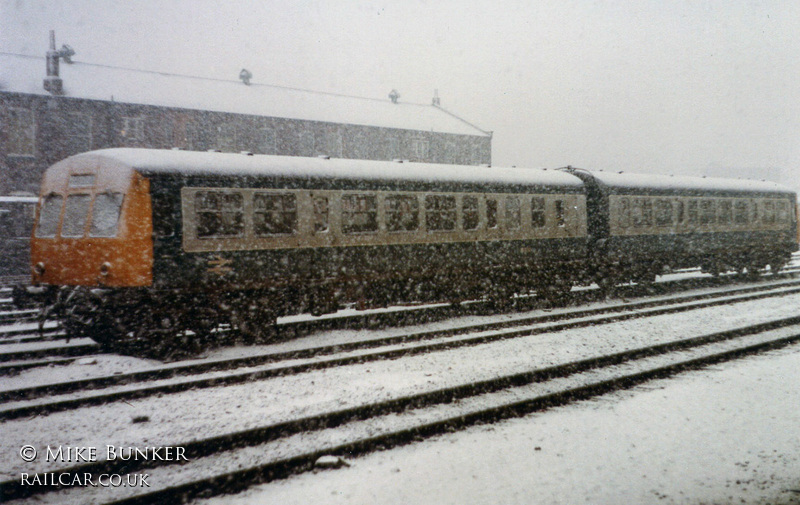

{"left": 777, "top": 201, "right": 789, "bottom": 223}
{"left": 342, "top": 194, "right": 378, "bottom": 233}
{"left": 751, "top": 200, "right": 759, "bottom": 222}
{"left": 734, "top": 201, "right": 748, "bottom": 225}
{"left": 385, "top": 195, "right": 419, "bottom": 232}
{"left": 35, "top": 194, "right": 63, "bottom": 238}
{"left": 90, "top": 192, "right": 124, "bottom": 237}
{"left": 618, "top": 198, "right": 631, "bottom": 228}
{"left": 486, "top": 198, "right": 498, "bottom": 229}
{"left": 700, "top": 200, "right": 715, "bottom": 225}
{"left": 505, "top": 197, "right": 521, "bottom": 229}
{"left": 676, "top": 200, "right": 685, "bottom": 224}
{"left": 254, "top": 193, "right": 297, "bottom": 236}
{"left": 763, "top": 201, "right": 776, "bottom": 224}
{"left": 632, "top": 199, "right": 653, "bottom": 227}
{"left": 531, "top": 197, "right": 546, "bottom": 227}
{"left": 462, "top": 196, "right": 479, "bottom": 230}
{"left": 61, "top": 194, "right": 92, "bottom": 237}
{"left": 555, "top": 200, "right": 566, "bottom": 227}
{"left": 717, "top": 200, "right": 732, "bottom": 225}
{"left": 196, "top": 191, "right": 244, "bottom": 238}
{"left": 312, "top": 196, "right": 329, "bottom": 233}
{"left": 688, "top": 200, "right": 698, "bottom": 224}
{"left": 655, "top": 200, "right": 672, "bottom": 226}
{"left": 425, "top": 195, "right": 457, "bottom": 231}
{"left": 642, "top": 200, "right": 653, "bottom": 226}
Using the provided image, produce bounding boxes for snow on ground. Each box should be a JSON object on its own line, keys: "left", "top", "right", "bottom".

{"left": 200, "top": 345, "right": 800, "bottom": 505}
{"left": 2, "top": 293, "right": 800, "bottom": 480}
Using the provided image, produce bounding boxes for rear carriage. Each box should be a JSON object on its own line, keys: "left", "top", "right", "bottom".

{"left": 567, "top": 168, "right": 798, "bottom": 286}
{"left": 23, "top": 148, "right": 588, "bottom": 354}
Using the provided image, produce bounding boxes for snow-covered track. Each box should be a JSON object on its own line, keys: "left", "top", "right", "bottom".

{"left": 2, "top": 279, "right": 800, "bottom": 422}
{"left": 0, "top": 321, "right": 62, "bottom": 342}
{"left": 0, "top": 308, "right": 37, "bottom": 325}
{"left": 5, "top": 315, "right": 800, "bottom": 504}
{"left": 0, "top": 356, "right": 80, "bottom": 376}
{"left": 0, "top": 339, "right": 98, "bottom": 364}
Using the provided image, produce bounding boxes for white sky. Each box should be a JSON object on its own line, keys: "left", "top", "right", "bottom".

{"left": 2, "top": 0, "right": 799, "bottom": 185}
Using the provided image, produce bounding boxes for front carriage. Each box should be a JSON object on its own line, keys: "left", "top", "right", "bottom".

{"left": 22, "top": 149, "right": 589, "bottom": 356}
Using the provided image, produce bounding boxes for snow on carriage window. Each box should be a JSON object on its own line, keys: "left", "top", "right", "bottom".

{"left": 195, "top": 191, "right": 244, "bottom": 238}
{"left": 776, "top": 201, "right": 789, "bottom": 223}
{"left": 632, "top": 199, "right": 651, "bottom": 227}
{"left": 618, "top": 198, "right": 631, "bottom": 228}
{"left": 253, "top": 193, "right": 297, "bottom": 236}
{"left": 385, "top": 195, "right": 419, "bottom": 232}
{"left": 763, "top": 201, "right": 776, "bottom": 224}
{"left": 505, "top": 197, "right": 521, "bottom": 229}
{"left": 531, "top": 197, "right": 546, "bottom": 228}
{"left": 342, "top": 194, "right": 377, "bottom": 234}
{"left": 700, "top": 199, "right": 715, "bottom": 225}
{"left": 555, "top": 200, "right": 566, "bottom": 227}
{"left": 35, "top": 194, "right": 63, "bottom": 238}
{"left": 734, "top": 200, "right": 748, "bottom": 225}
{"left": 90, "top": 192, "right": 124, "bottom": 237}
{"left": 718, "top": 200, "right": 732, "bottom": 225}
{"left": 688, "top": 200, "right": 698, "bottom": 224}
{"left": 312, "top": 196, "right": 329, "bottom": 233}
{"left": 61, "top": 194, "right": 92, "bottom": 237}
{"left": 655, "top": 200, "right": 673, "bottom": 226}
{"left": 69, "top": 174, "right": 95, "bottom": 188}
{"left": 676, "top": 200, "right": 685, "bottom": 224}
{"left": 425, "top": 195, "right": 456, "bottom": 231}
{"left": 463, "top": 196, "right": 479, "bottom": 231}
{"left": 486, "top": 198, "right": 498, "bottom": 229}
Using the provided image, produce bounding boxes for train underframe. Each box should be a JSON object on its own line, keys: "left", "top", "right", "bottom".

{"left": 21, "top": 259, "right": 582, "bottom": 358}
{"left": 18, "top": 243, "right": 794, "bottom": 359}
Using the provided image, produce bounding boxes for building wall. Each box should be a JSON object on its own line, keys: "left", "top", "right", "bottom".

{"left": 0, "top": 92, "right": 492, "bottom": 195}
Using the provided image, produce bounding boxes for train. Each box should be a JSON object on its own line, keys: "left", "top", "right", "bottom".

{"left": 0, "top": 195, "right": 38, "bottom": 282}
{"left": 13, "top": 148, "right": 799, "bottom": 357}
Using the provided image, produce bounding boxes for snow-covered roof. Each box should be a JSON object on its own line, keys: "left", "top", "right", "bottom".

{"left": 56, "top": 148, "right": 583, "bottom": 190}
{"left": 570, "top": 168, "right": 795, "bottom": 196}
{"left": 0, "top": 53, "right": 490, "bottom": 137}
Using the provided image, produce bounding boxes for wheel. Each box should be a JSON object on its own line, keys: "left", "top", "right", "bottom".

{"left": 233, "top": 299, "right": 277, "bottom": 344}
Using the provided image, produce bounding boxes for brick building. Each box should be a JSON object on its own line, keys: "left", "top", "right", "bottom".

{"left": 0, "top": 49, "right": 492, "bottom": 196}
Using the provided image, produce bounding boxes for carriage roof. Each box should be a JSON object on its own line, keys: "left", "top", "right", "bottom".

{"left": 56, "top": 148, "right": 585, "bottom": 190}
{"left": 568, "top": 167, "right": 795, "bottom": 196}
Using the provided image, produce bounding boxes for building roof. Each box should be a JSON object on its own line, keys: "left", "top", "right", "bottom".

{"left": 0, "top": 53, "right": 491, "bottom": 137}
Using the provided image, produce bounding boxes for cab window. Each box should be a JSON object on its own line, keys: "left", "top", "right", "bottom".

{"left": 90, "top": 192, "right": 124, "bottom": 237}
{"left": 61, "top": 194, "right": 92, "bottom": 237}
{"left": 35, "top": 194, "right": 63, "bottom": 238}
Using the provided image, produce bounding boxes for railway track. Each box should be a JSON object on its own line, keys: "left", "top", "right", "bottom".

{"left": 2, "top": 278, "right": 800, "bottom": 419}
{"left": 4, "top": 309, "right": 800, "bottom": 504}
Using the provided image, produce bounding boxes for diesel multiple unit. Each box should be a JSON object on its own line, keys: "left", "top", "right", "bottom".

{"left": 16, "top": 149, "right": 798, "bottom": 355}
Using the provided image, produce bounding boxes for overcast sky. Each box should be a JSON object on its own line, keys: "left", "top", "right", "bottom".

{"left": 3, "top": 0, "right": 799, "bottom": 185}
